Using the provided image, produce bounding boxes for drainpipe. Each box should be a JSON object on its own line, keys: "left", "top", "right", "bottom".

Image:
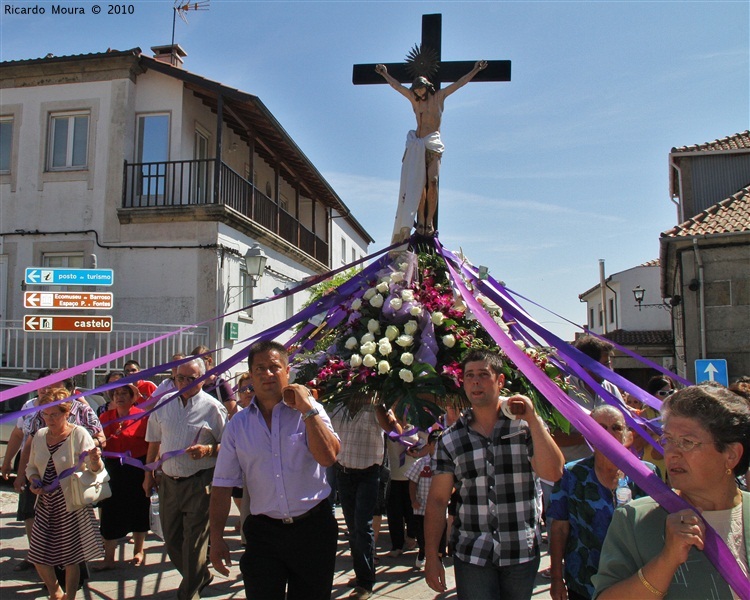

{"left": 692, "top": 239, "right": 706, "bottom": 358}
{"left": 599, "top": 259, "right": 608, "bottom": 334}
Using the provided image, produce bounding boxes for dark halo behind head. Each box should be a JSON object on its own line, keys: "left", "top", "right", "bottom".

{"left": 663, "top": 385, "right": 750, "bottom": 476}
{"left": 247, "top": 340, "right": 288, "bottom": 369}
{"left": 461, "top": 349, "right": 504, "bottom": 377}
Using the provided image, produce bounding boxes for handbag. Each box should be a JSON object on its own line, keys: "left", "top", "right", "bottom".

{"left": 68, "top": 466, "right": 112, "bottom": 511}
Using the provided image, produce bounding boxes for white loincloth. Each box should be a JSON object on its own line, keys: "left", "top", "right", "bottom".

{"left": 391, "top": 130, "right": 444, "bottom": 243}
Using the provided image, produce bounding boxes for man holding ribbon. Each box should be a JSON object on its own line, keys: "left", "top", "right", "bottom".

{"left": 209, "top": 340, "right": 340, "bottom": 600}
{"left": 143, "top": 357, "right": 227, "bottom": 600}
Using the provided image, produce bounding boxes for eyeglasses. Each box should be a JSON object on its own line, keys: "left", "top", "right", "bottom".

{"left": 659, "top": 434, "right": 706, "bottom": 452}
{"left": 656, "top": 389, "right": 675, "bottom": 398}
{"left": 41, "top": 411, "right": 65, "bottom": 419}
{"left": 175, "top": 374, "right": 198, "bottom": 383}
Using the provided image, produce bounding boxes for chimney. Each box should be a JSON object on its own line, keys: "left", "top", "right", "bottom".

{"left": 150, "top": 44, "right": 187, "bottom": 68}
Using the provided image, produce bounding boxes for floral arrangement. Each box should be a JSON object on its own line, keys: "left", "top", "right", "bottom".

{"left": 292, "top": 250, "right": 569, "bottom": 430}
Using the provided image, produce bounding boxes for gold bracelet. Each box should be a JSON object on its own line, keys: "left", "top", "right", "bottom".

{"left": 637, "top": 568, "right": 665, "bottom": 598}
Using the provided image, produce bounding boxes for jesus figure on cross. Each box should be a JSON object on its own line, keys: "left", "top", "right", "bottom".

{"left": 376, "top": 59, "right": 487, "bottom": 243}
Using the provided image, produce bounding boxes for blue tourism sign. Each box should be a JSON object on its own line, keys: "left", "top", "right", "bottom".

{"left": 25, "top": 267, "right": 114, "bottom": 287}
{"left": 695, "top": 359, "right": 729, "bottom": 387}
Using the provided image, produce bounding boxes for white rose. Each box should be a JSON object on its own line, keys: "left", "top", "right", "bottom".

{"left": 376, "top": 281, "right": 390, "bottom": 294}
{"left": 404, "top": 320, "right": 418, "bottom": 335}
{"left": 345, "top": 336, "right": 358, "bottom": 350}
{"left": 400, "top": 352, "right": 414, "bottom": 366}
{"left": 377, "top": 360, "right": 391, "bottom": 374}
{"left": 401, "top": 289, "right": 415, "bottom": 302}
{"left": 367, "top": 319, "right": 380, "bottom": 334}
{"left": 370, "top": 294, "right": 384, "bottom": 308}
{"left": 409, "top": 305, "right": 422, "bottom": 316}
{"left": 398, "top": 262, "right": 409, "bottom": 271}
{"left": 389, "top": 297, "right": 403, "bottom": 310}
{"left": 514, "top": 340, "right": 526, "bottom": 350}
{"left": 360, "top": 341, "right": 377, "bottom": 355}
{"left": 350, "top": 298, "right": 362, "bottom": 311}
{"left": 360, "top": 333, "right": 375, "bottom": 344}
{"left": 431, "top": 312, "right": 445, "bottom": 326}
{"left": 363, "top": 354, "right": 377, "bottom": 368}
{"left": 390, "top": 272, "right": 405, "bottom": 283}
{"left": 385, "top": 325, "right": 399, "bottom": 341}
{"left": 399, "top": 369, "right": 414, "bottom": 383}
{"left": 363, "top": 288, "right": 377, "bottom": 300}
{"left": 396, "top": 334, "right": 414, "bottom": 348}
{"left": 350, "top": 354, "right": 363, "bottom": 367}
{"left": 442, "top": 334, "right": 456, "bottom": 348}
{"left": 378, "top": 342, "right": 393, "bottom": 356}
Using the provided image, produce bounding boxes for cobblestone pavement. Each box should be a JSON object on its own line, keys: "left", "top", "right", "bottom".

{"left": 0, "top": 487, "right": 553, "bottom": 599}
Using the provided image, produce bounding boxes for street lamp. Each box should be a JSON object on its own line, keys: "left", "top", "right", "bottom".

{"left": 632, "top": 285, "right": 671, "bottom": 311}
{"left": 243, "top": 244, "right": 268, "bottom": 287}
{"left": 632, "top": 285, "right": 646, "bottom": 310}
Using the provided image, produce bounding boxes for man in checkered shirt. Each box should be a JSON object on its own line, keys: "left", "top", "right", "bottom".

{"left": 423, "top": 349, "right": 564, "bottom": 600}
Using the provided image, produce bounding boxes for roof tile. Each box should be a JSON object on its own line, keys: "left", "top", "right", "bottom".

{"left": 604, "top": 330, "right": 673, "bottom": 346}
{"left": 661, "top": 186, "right": 750, "bottom": 238}
{"left": 671, "top": 130, "right": 750, "bottom": 153}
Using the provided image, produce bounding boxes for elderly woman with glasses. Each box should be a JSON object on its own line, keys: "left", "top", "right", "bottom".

{"left": 547, "top": 406, "right": 659, "bottom": 600}
{"left": 593, "top": 385, "right": 750, "bottom": 599}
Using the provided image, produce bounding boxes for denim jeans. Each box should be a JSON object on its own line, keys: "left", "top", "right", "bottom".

{"left": 453, "top": 552, "right": 540, "bottom": 600}
{"left": 336, "top": 466, "right": 380, "bottom": 590}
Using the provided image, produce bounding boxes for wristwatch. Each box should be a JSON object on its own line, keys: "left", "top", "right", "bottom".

{"left": 302, "top": 406, "right": 320, "bottom": 421}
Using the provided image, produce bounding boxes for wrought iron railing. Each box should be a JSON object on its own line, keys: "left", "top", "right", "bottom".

{"left": 123, "top": 159, "right": 329, "bottom": 265}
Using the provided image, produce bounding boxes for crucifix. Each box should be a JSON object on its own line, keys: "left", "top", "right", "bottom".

{"left": 353, "top": 14, "right": 511, "bottom": 244}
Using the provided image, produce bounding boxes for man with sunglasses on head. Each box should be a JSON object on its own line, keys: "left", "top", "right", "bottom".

{"left": 547, "top": 406, "right": 659, "bottom": 600}
{"left": 143, "top": 358, "right": 227, "bottom": 600}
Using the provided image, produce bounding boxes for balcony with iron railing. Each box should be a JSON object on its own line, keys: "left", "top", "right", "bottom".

{"left": 122, "top": 159, "right": 329, "bottom": 266}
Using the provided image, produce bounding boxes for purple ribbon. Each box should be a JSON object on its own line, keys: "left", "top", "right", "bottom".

{"left": 436, "top": 240, "right": 750, "bottom": 599}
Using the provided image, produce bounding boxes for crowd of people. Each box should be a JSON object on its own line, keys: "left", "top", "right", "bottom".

{"left": 2, "top": 338, "right": 749, "bottom": 600}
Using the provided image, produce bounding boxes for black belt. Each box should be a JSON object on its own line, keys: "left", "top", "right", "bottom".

{"left": 335, "top": 462, "right": 379, "bottom": 475}
{"left": 252, "top": 499, "right": 329, "bottom": 525}
{"left": 165, "top": 468, "right": 211, "bottom": 482}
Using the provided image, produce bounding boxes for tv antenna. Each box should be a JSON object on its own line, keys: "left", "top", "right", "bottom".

{"left": 171, "top": 1, "right": 210, "bottom": 47}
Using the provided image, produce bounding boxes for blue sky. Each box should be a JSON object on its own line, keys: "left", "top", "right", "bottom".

{"left": 2, "top": 1, "right": 748, "bottom": 340}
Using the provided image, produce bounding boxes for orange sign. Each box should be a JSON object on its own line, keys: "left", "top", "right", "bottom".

{"left": 23, "top": 292, "right": 113, "bottom": 310}
{"left": 23, "top": 315, "right": 113, "bottom": 332}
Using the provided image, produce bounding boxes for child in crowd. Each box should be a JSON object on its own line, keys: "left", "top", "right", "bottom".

{"left": 405, "top": 429, "right": 444, "bottom": 570}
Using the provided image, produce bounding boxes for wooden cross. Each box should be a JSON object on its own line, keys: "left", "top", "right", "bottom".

{"left": 352, "top": 13, "right": 511, "bottom": 88}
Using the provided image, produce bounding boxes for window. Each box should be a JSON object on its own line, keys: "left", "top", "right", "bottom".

{"left": 42, "top": 252, "right": 84, "bottom": 292}
{"left": 341, "top": 238, "right": 347, "bottom": 265}
{"left": 608, "top": 298, "right": 615, "bottom": 324}
{"left": 48, "top": 112, "right": 89, "bottom": 170}
{"left": 351, "top": 248, "right": 356, "bottom": 264}
{"left": 0, "top": 117, "right": 12, "bottom": 173}
{"left": 589, "top": 308, "right": 594, "bottom": 329}
{"left": 598, "top": 304, "right": 603, "bottom": 327}
{"left": 137, "top": 114, "right": 169, "bottom": 199}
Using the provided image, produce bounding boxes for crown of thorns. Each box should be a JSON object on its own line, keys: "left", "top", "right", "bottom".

{"left": 405, "top": 44, "right": 440, "bottom": 81}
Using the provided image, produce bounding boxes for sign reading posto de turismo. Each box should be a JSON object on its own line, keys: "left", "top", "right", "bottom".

{"left": 25, "top": 267, "right": 114, "bottom": 286}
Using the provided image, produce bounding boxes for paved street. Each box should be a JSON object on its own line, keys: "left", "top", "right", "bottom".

{"left": 1, "top": 487, "right": 553, "bottom": 599}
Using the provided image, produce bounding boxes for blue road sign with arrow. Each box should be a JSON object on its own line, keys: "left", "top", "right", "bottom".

{"left": 25, "top": 267, "right": 114, "bottom": 286}
{"left": 695, "top": 359, "right": 729, "bottom": 387}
